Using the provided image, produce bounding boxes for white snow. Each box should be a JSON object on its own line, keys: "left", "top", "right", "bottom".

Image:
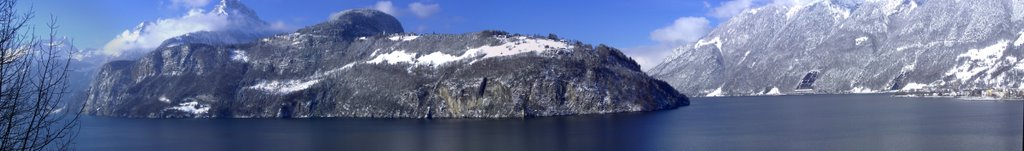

{"left": 167, "top": 101, "right": 210, "bottom": 115}
{"left": 1015, "top": 32, "right": 1024, "bottom": 46}
{"left": 765, "top": 87, "right": 782, "bottom": 95}
{"left": 231, "top": 50, "right": 249, "bottom": 62}
{"left": 824, "top": 3, "right": 851, "bottom": 19}
{"left": 851, "top": 87, "right": 876, "bottom": 93}
{"left": 785, "top": 5, "right": 806, "bottom": 19}
{"left": 366, "top": 50, "right": 417, "bottom": 64}
{"left": 944, "top": 40, "right": 1009, "bottom": 81}
{"left": 1015, "top": 60, "right": 1024, "bottom": 71}
{"left": 907, "top": 0, "right": 918, "bottom": 12}
{"left": 415, "top": 51, "right": 462, "bottom": 65}
{"left": 875, "top": 0, "right": 915, "bottom": 16}
{"left": 694, "top": 37, "right": 723, "bottom": 51}
{"left": 903, "top": 62, "right": 917, "bottom": 71}
{"left": 895, "top": 40, "right": 956, "bottom": 52}
{"left": 246, "top": 79, "right": 320, "bottom": 94}
{"left": 159, "top": 96, "right": 171, "bottom": 103}
{"left": 466, "top": 36, "right": 571, "bottom": 59}
{"left": 358, "top": 37, "right": 368, "bottom": 40}
{"left": 737, "top": 51, "right": 752, "bottom": 65}
{"left": 340, "top": 62, "right": 355, "bottom": 70}
{"left": 364, "top": 36, "right": 572, "bottom": 66}
{"left": 747, "top": 8, "right": 761, "bottom": 15}
{"left": 901, "top": 83, "right": 929, "bottom": 91}
{"left": 706, "top": 87, "right": 725, "bottom": 97}
{"left": 855, "top": 37, "right": 869, "bottom": 45}
{"left": 388, "top": 35, "right": 420, "bottom": 41}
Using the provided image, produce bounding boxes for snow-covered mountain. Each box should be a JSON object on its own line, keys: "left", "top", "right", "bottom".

{"left": 84, "top": 9, "right": 688, "bottom": 118}
{"left": 649, "top": 0, "right": 1023, "bottom": 97}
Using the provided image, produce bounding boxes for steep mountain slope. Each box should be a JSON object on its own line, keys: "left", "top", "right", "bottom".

{"left": 84, "top": 9, "right": 688, "bottom": 118}
{"left": 650, "top": 0, "right": 1023, "bottom": 97}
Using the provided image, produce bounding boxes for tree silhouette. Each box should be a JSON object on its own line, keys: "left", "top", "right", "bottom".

{"left": 1, "top": 0, "right": 80, "bottom": 150}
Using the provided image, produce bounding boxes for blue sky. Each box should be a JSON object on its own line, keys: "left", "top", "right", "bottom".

{"left": 16, "top": 0, "right": 772, "bottom": 68}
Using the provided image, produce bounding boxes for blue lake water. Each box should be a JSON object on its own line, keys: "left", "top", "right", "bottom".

{"left": 76, "top": 94, "right": 1023, "bottom": 151}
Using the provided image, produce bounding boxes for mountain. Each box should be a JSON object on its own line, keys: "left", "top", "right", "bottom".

{"left": 649, "top": 0, "right": 1024, "bottom": 97}
{"left": 83, "top": 9, "right": 688, "bottom": 118}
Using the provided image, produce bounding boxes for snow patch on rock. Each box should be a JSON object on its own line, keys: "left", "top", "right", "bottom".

{"left": 944, "top": 40, "right": 1009, "bottom": 81}
{"left": 706, "top": 87, "right": 725, "bottom": 97}
{"left": 159, "top": 96, "right": 171, "bottom": 103}
{"left": 851, "top": 87, "right": 877, "bottom": 93}
{"left": 694, "top": 37, "right": 723, "bottom": 51}
{"left": 246, "top": 79, "right": 320, "bottom": 94}
{"left": 901, "top": 83, "right": 929, "bottom": 91}
{"left": 388, "top": 35, "right": 420, "bottom": 41}
{"left": 824, "top": 2, "right": 852, "bottom": 19}
{"left": 469, "top": 36, "right": 572, "bottom": 59}
{"left": 367, "top": 50, "right": 417, "bottom": 64}
{"left": 364, "top": 36, "right": 572, "bottom": 66}
{"left": 855, "top": 37, "right": 869, "bottom": 45}
{"left": 166, "top": 101, "right": 210, "bottom": 115}
{"left": 231, "top": 50, "right": 249, "bottom": 62}
{"left": 1015, "top": 32, "right": 1024, "bottom": 46}
{"left": 737, "top": 51, "right": 752, "bottom": 65}
{"left": 765, "top": 87, "right": 782, "bottom": 95}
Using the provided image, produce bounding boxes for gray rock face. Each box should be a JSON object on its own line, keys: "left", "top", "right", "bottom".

{"left": 84, "top": 9, "right": 688, "bottom": 118}
{"left": 649, "top": 0, "right": 1024, "bottom": 96}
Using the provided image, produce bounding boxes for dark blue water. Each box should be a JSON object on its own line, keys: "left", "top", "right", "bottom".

{"left": 76, "top": 95, "right": 1024, "bottom": 151}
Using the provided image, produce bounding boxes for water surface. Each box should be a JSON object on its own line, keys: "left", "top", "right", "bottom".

{"left": 77, "top": 94, "right": 1024, "bottom": 151}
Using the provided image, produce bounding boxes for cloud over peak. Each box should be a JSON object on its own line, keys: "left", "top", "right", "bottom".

{"left": 169, "top": 0, "right": 213, "bottom": 9}
{"left": 373, "top": 1, "right": 397, "bottom": 15}
{"left": 408, "top": 2, "right": 441, "bottom": 18}
{"left": 650, "top": 17, "right": 711, "bottom": 46}
{"left": 103, "top": 1, "right": 278, "bottom": 57}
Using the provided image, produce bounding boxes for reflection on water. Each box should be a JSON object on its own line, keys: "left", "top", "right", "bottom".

{"left": 77, "top": 95, "right": 1024, "bottom": 151}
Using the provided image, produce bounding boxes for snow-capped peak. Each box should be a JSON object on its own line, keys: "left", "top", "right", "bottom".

{"left": 213, "top": 0, "right": 259, "bottom": 19}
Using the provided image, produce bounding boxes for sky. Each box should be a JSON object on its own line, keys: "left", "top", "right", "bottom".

{"left": 13, "top": 0, "right": 800, "bottom": 69}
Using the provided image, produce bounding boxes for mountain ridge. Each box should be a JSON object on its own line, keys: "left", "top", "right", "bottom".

{"left": 650, "top": 0, "right": 1023, "bottom": 97}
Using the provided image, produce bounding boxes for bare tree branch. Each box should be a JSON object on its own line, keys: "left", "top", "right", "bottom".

{"left": 1, "top": 0, "right": 79, "bottom": 150}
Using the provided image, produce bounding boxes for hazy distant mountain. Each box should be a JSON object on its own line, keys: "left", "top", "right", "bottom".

{"left": 649, "top": 0, "right": 1023, "bottom": 96}
{"left": 84, "top": 9, "right": 688, "bottom": 118}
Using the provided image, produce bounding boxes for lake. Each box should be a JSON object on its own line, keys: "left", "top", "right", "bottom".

{"left": 76, "top": 94, "right": 1023, "bottom": 151}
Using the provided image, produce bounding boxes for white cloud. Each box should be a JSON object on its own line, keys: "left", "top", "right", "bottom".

{"left": 650, "top": 17, "right": 711, "bottom": 46}
{"left": 269, "top": 20, "right": 294, "bottom": 31}
{"left": 408, "top": 2, "right": 441, "bottom": 18}
{"left": 707, "top": 0, "right": 837, "bottom": 19}
{"left": 622, "top": 45, "right": 679, "bottom": 71}
{"left": 770, "top": 0, "right": 827, "bottom": 6}
{"left": 169, "top": 0, "right": 212, "bottom": 9}
{"left": 708, "top": 0, "right": 757, "bottom": 19}
{"left": 103, "top": 9, "right": 231, "bottom": 56}
{"left": 635, "top": 0, "right": 829, "bottom": 66}
{"left": 374, "top": 1, "right": 398, "bottom": 15}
